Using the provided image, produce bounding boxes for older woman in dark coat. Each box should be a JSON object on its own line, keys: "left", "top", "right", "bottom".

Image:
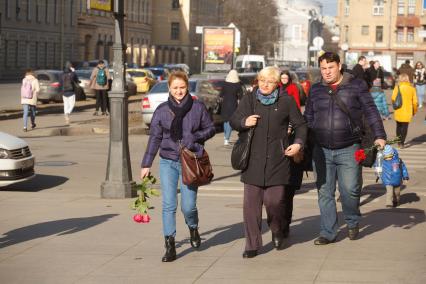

{"left": 230, "top": 66, "right": 307, "bottom": 258}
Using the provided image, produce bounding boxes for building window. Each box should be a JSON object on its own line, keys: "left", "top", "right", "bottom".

{"left": 344, "top": 25, "right": 349, "bottom": 42}
{"left": 423, "top": 25, "right": 426, "bottom": 43}
{"left": 5, "top": 0, "right": 11, "bottom": 19}
{"left": 292, "top": 25, "right": 302, "bottom": 41}
{"left": 407, "top": 0, "right": 415, "bottom": 14}
{"left": 171, "top": 22, "right": 180, "bottom": 40}
{"left": 373, "top": 0, "right": 384, "bottom": 15}
{"left": 16, "top": 0, "right": 21, "bottom": 20}
{"left": 407, "top": 27, "right": 414, "bottom": 42}
{"left": 15, "top": 40, "right": 19, "bottom": 67}
{"left": 361, "top": 25, "right": 369, "bottom": 35}
{"left": 26, "top": 0, "right": 31, "bottom": 21}
{"left": 397, "top": 0, "right": 405, "bottom": 15}
{"left": 397, "top": 27, "right": 404, "bottom": 42}
{"left": 344, "top": 0, "right": 350, "bottom": 16}
{"left": 172, "top": 0, "right": 180, "bottom": 9}
{"left": 375, "top": 26, "right": 383, "bottom": 42}
{"left": 45, "top": 0, "right": 50, "bottom": 23}
{"left": 53, "top": 0, "right": 58, "bottom": 24}
{"left": 36, "top": 0, "right": 41, "bottom": 22}
{"left": 70, "top": 0, "right": 74, "bottom": 25}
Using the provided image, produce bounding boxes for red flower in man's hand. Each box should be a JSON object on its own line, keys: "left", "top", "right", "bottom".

{"left": 354, "top": 149, "right": 366, "bottom": 163}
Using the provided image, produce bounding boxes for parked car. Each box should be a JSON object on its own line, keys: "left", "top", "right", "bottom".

{"left": 35, "top": 69, "right": 86, "bottom": 103}
{"left": 0, "top": 132, "right": 35, "bottom": 187}
{"left": 141, "top": 79, "right": 222, "bottom": 128}
{"left": 146, "top": 67, "right": 170, "bottom": 81}
{"left": 126, "top": 68, "right": 157, "bottom": 93}
{"left": 34, "top": 70, "right": 63, "bottom": 103}
{"left": 238, "top": 72, "right": 258, "bottom": 94}
{"left": 75, "top": 69, "right": 94, "bottom": 97}
{"left": 165, "top": 63, "right": 191, "bottom": 75}
{"left": 107, "top": 69, "right": 138, "bottom": 97}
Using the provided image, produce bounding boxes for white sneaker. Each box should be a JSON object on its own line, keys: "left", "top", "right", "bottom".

{"left": 224, "top": 139, "right": 229, "bottom": 146}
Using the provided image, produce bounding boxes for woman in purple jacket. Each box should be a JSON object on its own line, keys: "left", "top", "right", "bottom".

{"left": 141, "top": 71, "right": 216, "bottom": 262}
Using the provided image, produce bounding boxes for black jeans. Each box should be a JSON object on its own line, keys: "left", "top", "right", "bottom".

{"left": 396, "top": 121, "right": 409, "bottom": 145}
{"left": 95, "top": 89, "right": 108, "bottom": 113}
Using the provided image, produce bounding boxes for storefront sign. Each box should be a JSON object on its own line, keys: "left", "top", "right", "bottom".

{"left": 87, "top": 0, "right": 113, "bottom": 12}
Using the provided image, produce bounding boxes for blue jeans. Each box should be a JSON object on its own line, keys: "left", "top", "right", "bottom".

{"left": 22, "top": 104, "right": 36, "bottom": 129}
{"left": 313, "top": 144, "right": 362, "bottom": 240}
{"left": 223, "top": 121, "right": 232, "bottom": 140}
{"left": 415, "top": 84, "right": 425, "bottom": 107}
{"left": 159, "top": 157, "right": 198, "bottom": 237}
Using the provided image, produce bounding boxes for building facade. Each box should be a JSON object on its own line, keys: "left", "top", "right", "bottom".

{"left": 337, "top": 0, "right": 426, "bottom": 70}
{"left": 151, "top": 0, "right": 223, "bottom": 73}
{"left": 0, "top": 0, "right": 78, "bottom": 81}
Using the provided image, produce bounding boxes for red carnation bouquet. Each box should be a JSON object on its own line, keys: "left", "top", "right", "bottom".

{"left": 354, "top": 137, "right": 400, "bottom": 164}
{"left": 131, "top": 174, "right": 159, "bottom": 223}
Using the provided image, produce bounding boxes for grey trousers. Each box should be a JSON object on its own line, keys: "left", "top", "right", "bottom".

{"left": 243, "top": 183, "right": 285, "bottom": 251}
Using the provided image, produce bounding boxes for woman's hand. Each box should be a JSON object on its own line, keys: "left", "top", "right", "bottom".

{"left": 284, "top": 143, "right": 301, "bottom": 157}
{"left": 245, "top": 115, "right": 260, "bottom": 127}
{"left": 141, "top": 168, "right": 150, "bottom": 179}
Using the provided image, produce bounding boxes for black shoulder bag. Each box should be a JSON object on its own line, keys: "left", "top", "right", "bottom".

{"left": 231, "top": 93, "right": 256, "bottom": 171}
{"left": 329, "top": 90, "right": 377, "bottom": 168}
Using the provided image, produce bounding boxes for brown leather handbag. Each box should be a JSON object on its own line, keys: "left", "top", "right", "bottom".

{"left": 180, "top": 147, "right": 214, "bottom": 187}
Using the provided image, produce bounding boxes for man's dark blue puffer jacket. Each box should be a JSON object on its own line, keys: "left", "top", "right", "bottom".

{"left": 304, "top": 72, "right": 386, "bottom": 150}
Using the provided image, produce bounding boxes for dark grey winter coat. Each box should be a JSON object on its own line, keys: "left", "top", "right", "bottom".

{"left": 230, "top": 90, "right": 307, "bottom": 187}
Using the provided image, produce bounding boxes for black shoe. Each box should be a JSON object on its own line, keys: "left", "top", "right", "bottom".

{"left": 242, "top": 250, "right": 257, "bottom": 258}
{"left": 348, "top": 226, "right": 359, "bottom": 240}
{"left": 189, "top": 227, "right": 201, "bottom": 248}
{"left": 314, "top": 236, "right": 336, "bottom": 245}
{"left": 23, "top": 127, "right": 27, "bottom": 132}
{"left": 282, "top": 225, "right": 290, "bottom": 239}
{"left": 101, "top": 112, "right": 106, "bottom": 116}
{"left": 31, "top": 123, "right": 36, "bottom": 129}
{"left": 272, "top": 232, "right": 284, "bottom": 250}
{"left": 93, "top": 111, "right": 99, "bottom": 116}
{"left": 161, "top": 236, "right": 176, "bottom": 262}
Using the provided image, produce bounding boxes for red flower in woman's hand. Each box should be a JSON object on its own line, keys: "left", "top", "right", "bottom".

{"left": 354, "top": 149, "right": 366, "bottom": 163}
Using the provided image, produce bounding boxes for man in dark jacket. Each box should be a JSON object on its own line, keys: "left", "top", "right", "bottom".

{"left": 62, "top": 62, "right": 79, "bottom": 124}
{"left": 398, "top": 60, "right": 415, "bottom": 83}
{"left": 304, "top": 52, "right": 386, "bottom": 245}
{"left": 351, "top": 56, "right": 369, "bottom": 86}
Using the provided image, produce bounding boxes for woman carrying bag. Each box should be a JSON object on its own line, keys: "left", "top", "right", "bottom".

{"left": 230, "top": 66, "right": 307, "bottom": 258}
{"left": 141, "top": 71, "right": 215, "bottom": 262}
{"left": 392, "top": 73, "right": 418, "bottom": 148}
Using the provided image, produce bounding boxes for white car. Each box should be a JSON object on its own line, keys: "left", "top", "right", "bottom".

{"left": 0, "top": 132, "right": 35, "bottom": 187}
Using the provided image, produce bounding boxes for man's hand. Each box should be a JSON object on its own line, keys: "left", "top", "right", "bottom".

{"left": 141, "top": 168, "right": 150, "bottom": 179}
{"left": 374, "top": 139, "right": 386, "bottom": 150}
{"left": 284, "top": 144, "right": 301, "bottom": 157}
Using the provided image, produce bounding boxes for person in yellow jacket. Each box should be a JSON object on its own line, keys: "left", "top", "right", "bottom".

{"left": 392, "top": 73, "right": 418, "bottom": 148}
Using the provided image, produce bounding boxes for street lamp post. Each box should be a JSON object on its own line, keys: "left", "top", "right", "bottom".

{"left": 101, "top": 0, "right": 135, "bottom": 198}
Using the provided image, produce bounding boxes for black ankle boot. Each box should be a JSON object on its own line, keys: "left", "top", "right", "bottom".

{"left": 189, "top": 227, "right": 201, "bottom": 248}
{"left": 162, "top": 236, "right": 176, "bottom": 262}
{"left": 272, "top": 232, "right": 284, "bottom": 250}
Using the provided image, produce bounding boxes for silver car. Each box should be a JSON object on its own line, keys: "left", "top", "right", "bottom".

{"left": 141, "top": 79, "right": 222, "bottom": 128}
{"left": 0, "top": 132, "right": 35, "bottom": 187}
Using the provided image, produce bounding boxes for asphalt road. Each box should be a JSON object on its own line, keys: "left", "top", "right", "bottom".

{"left": 0, "top": 83, "right": 21, "bottom": 111}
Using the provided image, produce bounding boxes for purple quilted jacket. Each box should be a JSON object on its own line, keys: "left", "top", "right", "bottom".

{"left": 141, "top": 97, "right": 216, "bottom": 167}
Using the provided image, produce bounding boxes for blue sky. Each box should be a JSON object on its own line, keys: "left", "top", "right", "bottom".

{"left": 318, "top": 0, "right": 337, "bottom": 16}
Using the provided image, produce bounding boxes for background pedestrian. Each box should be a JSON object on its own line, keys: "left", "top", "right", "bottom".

{"left": 414, "top": 61, "right": 425, "bottom": 109}
{"left": 90, "top": 60, "right": 111, "bottom": 116}
{"left": 220, "top": 69, "right": 243, "bottom": 146}
{"left": 62, "top": 62, "right": 79, "bottom": 124}
{"left": 20, "top": 69, "right": 40, "bottom": 132}
{"left": 392, "top": 73, "right": 418, "bottom": 148}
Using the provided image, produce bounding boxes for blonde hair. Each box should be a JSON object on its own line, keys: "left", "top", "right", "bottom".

{"left": 257, "top": 66, "right": 280, "bottom": 83}
{"left": 398, "top": 73, "right": 410, "bottom": 82}
{"left": 225, "top": 69, "right": 240, "bottom": 83}
{"left": 168, "top": 71, "right": 189, "bottom": 87}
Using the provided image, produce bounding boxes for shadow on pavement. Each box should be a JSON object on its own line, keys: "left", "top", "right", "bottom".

{"left": 406, "top": 134, "right": 426, "bottom": 148}
{"left": 1, "top": 174, "right": 68, "bottom": 192}
{"left": 0, "top": 214, "right": 118, "bottom": 249}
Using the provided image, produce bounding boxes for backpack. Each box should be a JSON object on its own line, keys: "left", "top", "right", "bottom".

{"left": 21, "top": 78, "right": 33, "bottom": 99}
{"left": 63, "top": 72, "right": 74, "bottom": 92}
{"left": 96, "top": 68, "right": 107, "bottom": 86}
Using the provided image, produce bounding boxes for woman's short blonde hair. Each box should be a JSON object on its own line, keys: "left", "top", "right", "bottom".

{"left": 257, "top": 66, "right": 280, "bottom": 84}
{"left": 168, "top": 71, "right": 189, "bottom": 87}
{"left": 398, "top": 73, "right": 410, "bottom": 82}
